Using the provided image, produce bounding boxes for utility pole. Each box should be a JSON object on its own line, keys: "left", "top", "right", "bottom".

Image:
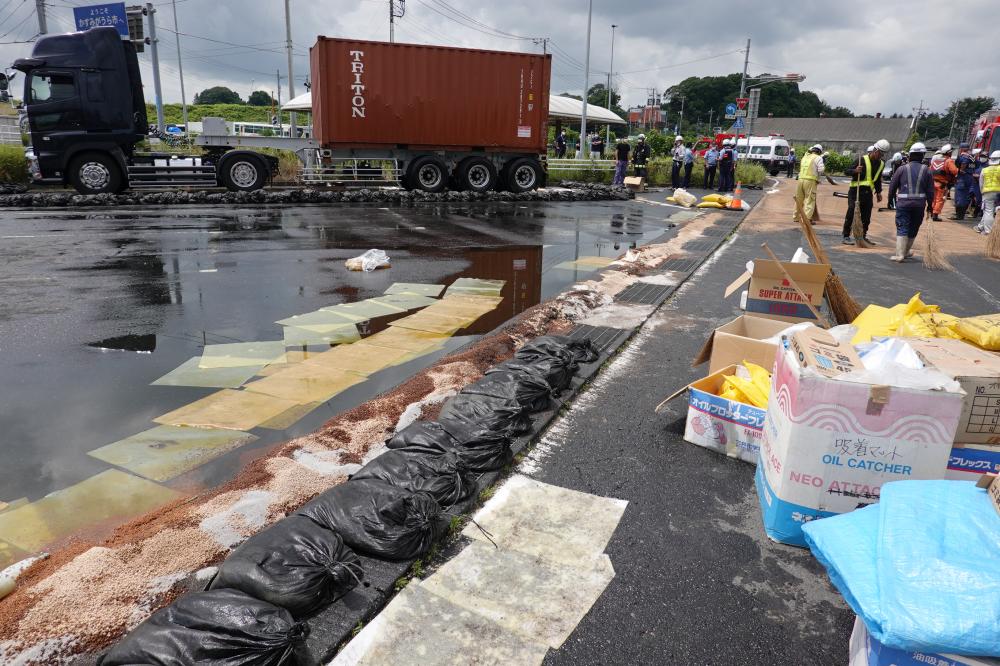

{"left": 146, "top": 3, "right": 164, "bottom": 133}
{"left": 533, "top": 37, "right": 549, "bottom": 54}
{"left": 911, "top": 99, "right": 927, "bottom": 133}
{"left": 170, "top": 0, "right": 188, "bottom": 132}
{"left": 389, "top": 0, "right": 394, "bottom": 42}
{"left": 275, "top": 70, "right": 282, "bottom": 121}
{"left": 708, "top": 108, "right": 714, "bottom": 132}
{"left": 738, "top": 37, "right": 750, "bottom": 99}
{"left": 605, "top": 24, "right": 617, "bottom": 149}
{"left": 947, "top": 100, "right": 959, "bottom": 143}
{"left": 285, "top": 0, "right": 296, "bottom": 136}
{"left": 34, "top": 0, "right": 47, "bottom": 35}
{"left": 579, "top": 0, "right": 592, "bottom": 158}
{"left": 677, "top": 94, "right": 686, "bottom": 135}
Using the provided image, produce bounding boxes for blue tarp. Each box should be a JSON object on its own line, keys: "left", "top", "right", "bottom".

{"left": 803, "top": 480, "right": 1000, "bottom": 656}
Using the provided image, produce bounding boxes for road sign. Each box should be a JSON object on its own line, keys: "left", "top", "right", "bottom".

{"left": 734, "top": 109, "right": 747, "bottom": 118}
{"left": 732, "top": 117, "right": 745, "bottom": 130}
{"left": 736, "top": 97, "right": 749, "bottom": 110}
{"left": 73, "top": 2, "right": 129, "bottom": 38}
{"left": 724, "top": 102, "right": 737, "bottom": 120}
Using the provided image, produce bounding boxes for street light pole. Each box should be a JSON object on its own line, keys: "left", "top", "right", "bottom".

{"left": 605, "top": 24, "right": 617, "bottom": 149}
{"left": 738, "top": 37, "right": 750, "bottom": 99}
{"left": 285, "top": 0, "right": 296, "bottom": 137}
{"left": 171, "top": 0, "right": 188, "bottom": 132}
{"left": 579, "top": 0, "right": 592, "bottom": 158}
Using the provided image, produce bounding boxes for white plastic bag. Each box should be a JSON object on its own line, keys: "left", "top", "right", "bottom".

{"left": 672, "top": 188, "right": 697, "bottom": 207}
{"left": 345, "top": 249, "right": 390, "bottom": 272}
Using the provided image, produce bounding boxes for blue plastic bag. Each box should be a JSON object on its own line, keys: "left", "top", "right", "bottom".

{"left": 803, "top": 480, "right": 1000, "bottom": 656}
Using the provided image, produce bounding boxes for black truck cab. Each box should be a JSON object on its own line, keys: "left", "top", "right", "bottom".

{"left": 14, "top": 27, "right": 276, "bottom": 194}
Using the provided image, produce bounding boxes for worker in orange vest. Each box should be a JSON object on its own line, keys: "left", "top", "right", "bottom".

{"left": 929, "top": 144, "right": 958, "bottom": 220}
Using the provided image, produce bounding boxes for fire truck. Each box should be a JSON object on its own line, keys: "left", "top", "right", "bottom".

{"left": 969, "top": 109, "right": 1000, "bottom": 156}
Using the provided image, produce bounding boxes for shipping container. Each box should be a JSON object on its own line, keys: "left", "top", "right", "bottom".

{"left": 311, "top": 38, "right": 550, "bottom": 153}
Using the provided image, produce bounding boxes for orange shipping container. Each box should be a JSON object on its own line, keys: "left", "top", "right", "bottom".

{"left": 310, "top": 38, "right": 551, "bottom": 154}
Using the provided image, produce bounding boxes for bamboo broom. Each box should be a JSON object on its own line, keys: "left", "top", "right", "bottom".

{"left": 849, "top": 155, "right": 875, "bottom": 248}
{"left": 794, "top": 199, "right": 863, "bottom": 324}
{"left": 986, "top": 208, "right": 1000, "bottom": 259}
{"left": 922, "top": 212, "right": 953, "bottom": 271}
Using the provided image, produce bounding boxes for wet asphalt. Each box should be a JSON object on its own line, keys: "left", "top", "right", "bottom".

{"left": 531, "top": 194, "right": 1000, "bottom": 665}
{"left": 0, "top": 200, "right": 674, "bottom": 505}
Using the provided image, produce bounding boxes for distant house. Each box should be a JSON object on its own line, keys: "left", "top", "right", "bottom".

{"left": 731, "top": 117, "right": 913, "bottom": 154}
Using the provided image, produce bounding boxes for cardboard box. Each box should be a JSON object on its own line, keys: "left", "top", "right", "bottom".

{"left": 692, "top": 315, "right": 790, "bottom": 374}
{"left": 726, "top": 259, "right": 831, "bottom": 323}
{"left": 946, "top": 443, "right": 1000, "bottom": 480}
{"left": 907, "top": 337, "right": 1000, "bottom": 445}
{"left": 755, "top": 348, "right": 965, "bottom": 547}
{"left": 978, "top": 473, "right": 1000, "bottom": 517}
{"left": 787, "top": 327, "right": 862, "bottom": 378}
{"left": 849, "top": 617, "right": 1000, "bottom": 666}
{"left": 623, "top": 176, "right": 646, "bottom": 192}
{"left": 657, "top": 366, "right": 765, "bottom": 464}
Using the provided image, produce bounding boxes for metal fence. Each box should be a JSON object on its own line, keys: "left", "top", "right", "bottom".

{"left": 546, "top": 158, "right": 617, "bottom": 172}
{"left": 0, "top": 116, "right": 22, "bottom": 146}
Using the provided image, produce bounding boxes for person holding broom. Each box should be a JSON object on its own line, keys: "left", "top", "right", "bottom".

{"left": 793, "top": 144, "right": 824, "bottom": 225}
{"left": 841, "top": 139, "right": 889, "bottom": 245}
{"left": 976, "top": 150, "right": 1000, "bottom": 236}
{"left": 887, "top": 142, "right": 934, "bottom": 262}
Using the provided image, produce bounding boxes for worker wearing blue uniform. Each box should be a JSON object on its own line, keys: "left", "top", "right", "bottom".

{"left": 951, "top": 142, "right": 975, "bottom": 220}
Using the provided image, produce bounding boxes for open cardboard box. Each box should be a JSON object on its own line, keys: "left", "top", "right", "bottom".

{"left": 725, "top": 259, "right": 831, "bottom": 324}
{"left": 693, "top": 314, "right": 790, "bottom": 374}
{"left": 657, "top": 365, "right": 765, "bottom": 465}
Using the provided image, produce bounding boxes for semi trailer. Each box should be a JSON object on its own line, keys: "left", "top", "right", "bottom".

{"left": 13, "top": 27, "right": 551, "bottom": 195}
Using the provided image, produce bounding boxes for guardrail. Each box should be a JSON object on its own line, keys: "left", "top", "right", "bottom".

{"left": 546, "top": 158, "right": 617, "bottom": 172}
{"left": 0, "top": 119, "right": 22, "bottom": 146}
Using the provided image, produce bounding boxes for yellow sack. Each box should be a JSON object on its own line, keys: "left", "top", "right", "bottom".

{"left": 932, "top": 313, "right": 962, "bottom": 339}
{"left": 743, "top": 362, "right": 772, "bottom": 399}
{"left": 723, "top": 375, "right": 768, "bottom": 408}
{"left": 666, "top": 196, "right": 678, "bottom": 204}
{"left": 897, "top": 312, "right": 962, "bottom": 339}
{"left": 701, "top": 193, "right": 725, "bottom": 203}
{"left": 955, "top": 314, "right": 1000, "bottom": 350}
{"left": 697, "top": 201, "right": 724, "bottom": 209}
{"left": 719, "top": 382, "right": 745, "bottom": 402}
{"left": 903, "top": 292, "right": 940, "bottom": 317}
{"left": 851, "top": 293, "right": 943, "bottom": 344}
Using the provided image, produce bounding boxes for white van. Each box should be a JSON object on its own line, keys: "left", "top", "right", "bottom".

{"left": 734, "top": 135, "right": 791, "bottom": 175}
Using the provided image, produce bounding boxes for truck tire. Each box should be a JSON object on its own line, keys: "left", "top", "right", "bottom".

{"left": 407, "top": 156, "right": 448, "bottom": 193}
{"left": 68, "top": 152, "right": 123, "bottom": 195}
{"left": 456, "top": 157, "right": 497, "bottom": 193}
{"left": 220, "top": 155, "right": 267, "bottom": 191}
{"left": 503, "top": 157, "right": 542, "bottom": 193}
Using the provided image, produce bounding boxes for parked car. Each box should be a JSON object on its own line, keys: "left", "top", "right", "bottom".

{"left": 734, "top": 135, "right": 791, "bottom": 176}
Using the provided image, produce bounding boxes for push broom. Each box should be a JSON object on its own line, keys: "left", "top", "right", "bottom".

{"left": 794, "top": 199, "right": 863, "bottom": 325}
{"left": 922, "top": 211, "right": 953, "bottom": 271}
{"left": 850, "top": 153, "right": 875, "bottom": 248}
{"left": 986, "top": 208, "right": 1000, "bottom": 259}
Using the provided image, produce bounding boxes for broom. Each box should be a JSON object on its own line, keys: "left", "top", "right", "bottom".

{"left": 794, "top": 199, "right": 863, "bottom": 324}
{"left": 922, "top": 211, "right": 953, "bottom": 271}
{"left": 986, "top": 207, "right": 1000, "bottom": 259}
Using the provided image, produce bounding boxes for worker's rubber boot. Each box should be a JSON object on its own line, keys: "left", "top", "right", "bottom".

{"left": 890, "top": 237, "right": 907, "bottom": 263}
{"left": 932, "top": 214, "right": 942, "bottom": 221}
{"left": 949, "top": 206, "right": 967, "bottom": 221}
{"left": 904, "top": 237, "right": 915, "bottom": 259}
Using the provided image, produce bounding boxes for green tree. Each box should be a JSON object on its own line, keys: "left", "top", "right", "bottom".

{"left": 247, "top": 90, "right": 274, "bottom": 107}
{"left": 916, "top": 96, "right": 996, "bottom": 142}
{"left": 193, "top": 86, "right": 244, "bottom": 105}
{"left": 586, "top": 83, "right": 627, "bottom": 118}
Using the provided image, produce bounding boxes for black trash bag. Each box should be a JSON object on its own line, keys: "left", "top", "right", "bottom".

{"left": 99, "top": 589, "right": 308, "bottom": 666}
{"left": 460, "top": 370, "right": 553, "bottom": 413}
{"left": 295, "top": 479, "right": 443, "bottom": 561}
{"left": 489, "top": 357, "right": 574, "bottom": 394}
{"left": 438, "top": 393, "right": 532, "bottom": 435}
{"left": 208, "top": 515, "right": 363, "bottom": 619}
{"left": 516, "top": 335, "right": 599, "bottom": 365}
{"left": 386, "top": 420, "right": 512, "bottom": 473}
{"left": 351, "top": 447, "right": 475, "bottom": 507}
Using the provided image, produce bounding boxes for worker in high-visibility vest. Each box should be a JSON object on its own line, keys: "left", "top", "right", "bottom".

{"left": 793, "top": 144, "right": 824, "bottom": 224}
{"left": 887, "top": 142, "right": 934, "bottom": 262}
{"left": 975, "top": 150, "right": 1000, "bottom": 235}
{"left": 841, "top": 139, "right": 889, "bottom": 245}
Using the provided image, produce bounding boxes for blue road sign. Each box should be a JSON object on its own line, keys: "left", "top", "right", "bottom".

{"left": 732, "top": 116, "right": 745, "bottom": 129}
{"left": 73, "top": 2, "right": 130, "bottom": 38}
{"left": 725, "top": 102, "right": 737, "bottom": 116}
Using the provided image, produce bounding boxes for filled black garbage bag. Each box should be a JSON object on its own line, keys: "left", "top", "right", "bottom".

{"left": 99, "top": 589, "right": 308, "bottom": 666}
{"left": 516, "top": 335, "right": 599, "bottom": 365}
{"left": 460, "top": 370, "right": 553, "bottom": 413}
{"left": 438, "top": 393, "right": 532, "bottom": 435}
{"left": 386, "top": 420, "right": 512, "bottom": 473}
{"left": 296, "top": 479, "right": 443, "bottom": 560}
{"left": 489, "top": 357, "right": 574, "bottom": 394}
{"left": 208, "top": 515, "right": 363, "bottom": 619}
{"left": 351, "top": 447, "right": 475, "bottom": 507}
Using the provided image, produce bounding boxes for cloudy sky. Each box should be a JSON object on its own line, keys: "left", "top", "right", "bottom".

{"left": 1, "top": 0, "right": 997, "bottom": 116}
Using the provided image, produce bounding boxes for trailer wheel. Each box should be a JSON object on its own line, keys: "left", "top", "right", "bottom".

{"left": 407, "top": 156, "right": 448, "bottom": 193}
{"left": 503, "top": 157, "right": 542, "bottom": 193}
{"left": 68, "top": 152, "right": 123, "bottom": 195}
{"left": 457, "top": 157, "right": 497, "bottom": 193}
{"left": 220, "top": 155, "right": 266, "bottom": 191}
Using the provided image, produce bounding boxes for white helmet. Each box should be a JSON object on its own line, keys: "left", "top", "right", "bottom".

{"left": 990, "top": 150, "right": 1000, "bottom": 165}
{"left": 940, "top": 143, "right": 953, "bottom": 154}
{"left": 810, "top": 144, "right": 823, "bottom": 153}
{"left": 789, "top": 147, "right": 795, "bottom": 153}
{"left": 892, "top": 152, "right": 902, "bottom": 162}
{"left": 675, "top": 135, "right": 684, "bottom": 142}
{"left": 908, "top": 142, "right": 926, "bottom": 154}
{"left": 866, "top": 145, "right": 875, "bottom": 153}
{"left": 874, "top": 139, "right": 890, "bottom": 153}
{"left": 972, "top": 148, "right": 982, "bottom": 156}
{"left": 638, "top": 133, "right": 646, "bottom": 140}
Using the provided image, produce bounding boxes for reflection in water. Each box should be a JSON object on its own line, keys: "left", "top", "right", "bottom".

{"left": 87, "top": 334, "right": 157, "bottom": 353}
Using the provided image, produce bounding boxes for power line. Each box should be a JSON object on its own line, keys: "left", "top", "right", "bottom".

{"left": 617, "top": 49, "right": 743, "bottom": 75}
{"left": 414, "top": 0, "right": 538, "bottom": 42}
{"left": 425, "top": 0, "right": 535, "bottom": 40}
{"left": 0, "top": 4, "right": 35, "bottom": 40}
{"left": 156, "top": 25, "right": 307, "bottom": 57}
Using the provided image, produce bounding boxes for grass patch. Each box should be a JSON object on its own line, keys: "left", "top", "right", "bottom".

{"left": 0, "top": 144, "right": 28, "bottom": 183}
{"left": 478, "top": 485, "right": 496, "bottom": 503}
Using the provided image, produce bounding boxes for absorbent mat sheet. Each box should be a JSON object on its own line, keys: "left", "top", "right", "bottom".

{"left": 152, "top": 357, "right": 265, "bottom": 389}
{"left": 198, "top": 341, "right": 286, "bottom": 369}
{"left": 154, "top": 388, "right": 300, "bottom": 430}
{"left": 384, "top": 283, "right": 445, "bottom": 298}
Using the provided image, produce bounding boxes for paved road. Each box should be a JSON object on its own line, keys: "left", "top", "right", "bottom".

{"left": 525, "top": 187, "right": 1000, "bottom": 664}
